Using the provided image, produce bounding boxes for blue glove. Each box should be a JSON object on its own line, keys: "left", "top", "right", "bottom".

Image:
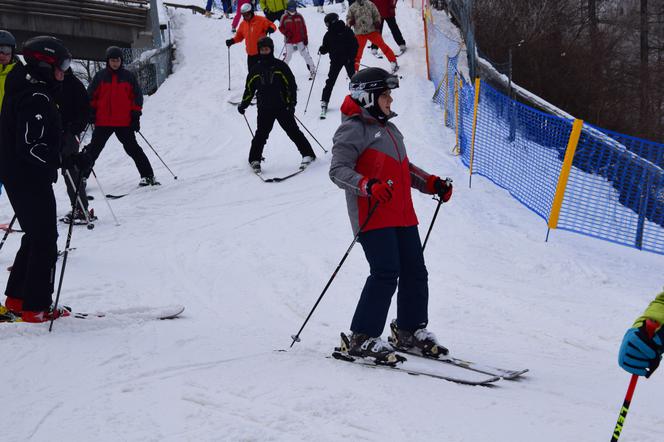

{"left": 619, "top": 321, "right": 663, "bottom": 377}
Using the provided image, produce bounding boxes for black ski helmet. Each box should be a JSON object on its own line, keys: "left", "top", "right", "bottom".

{"left": 349, "top": 67, "right": 399, "bottom": 110}
{"left": 0, "top": 30, "right": 16, "bottom": 56}
{"left": 22, "top": 36, "right": 72, "bottom": 84}
{"left": 105, "top": 46, "right": 123, "bottom": 61}
{"left": 324, "top": 13, "right": 339, "bottom": 28}
{"left": 257, "top": 36, "right": 274, "bottom": 55}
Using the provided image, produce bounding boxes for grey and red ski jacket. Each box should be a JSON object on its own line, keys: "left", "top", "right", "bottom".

{"left": 329, "top": 95, "right": 438, "bottom": 235}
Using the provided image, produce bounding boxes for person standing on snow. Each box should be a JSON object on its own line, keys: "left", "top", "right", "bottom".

{"left": 238, "top": 37, "right": 316, "bottom": 174}
{"left": 346, "top": 0, "right": 398, "bottom": 73}
{"left": 318, "top": 12, "right": 358, "bottom": 118}
{"left": 231, "top": 0, "right": 252, "bottom": 33}
{"left": 369, "top": 0, "right": 406, "bottom": 56}
{"left": 328, "top": 67, "right": 453, "bottom": 363}
{"left": 0, "top": 30, "right": 23, "bottom": 116}
{"left": 619, "top": 290, "right": 664, "bottom": 378}
{"left": 0, "top": 36, "right": 82, "bottom": 323}
{"left": 260, "top": 0, "right": 287, "bottom": 23}
{"left": 55, "top": 68, "right": 95, "bottom": 225}
{"left": 85, "top": 46, "right": 159, "bottom": 187}
{"left": 226, "top": 3, "right": 277, "bottom": 71}
{"left": 279, "top": 1, "right": 316, "bottom": 79}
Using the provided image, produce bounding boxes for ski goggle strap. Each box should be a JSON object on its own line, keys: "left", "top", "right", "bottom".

{"left": 349, "top": 74, "right": 400, "bottom": 95}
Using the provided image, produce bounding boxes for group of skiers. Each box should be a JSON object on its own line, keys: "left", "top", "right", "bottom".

{"left": 2, "top": 4, "right": 662, "bottom": 389}
{"left": 0, "top": 32, "right": 159, "bottom": 322}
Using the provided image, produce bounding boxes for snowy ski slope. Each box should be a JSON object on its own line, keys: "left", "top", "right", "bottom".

{"left": 1, "top": 3, "right": 663, "bottom": 441}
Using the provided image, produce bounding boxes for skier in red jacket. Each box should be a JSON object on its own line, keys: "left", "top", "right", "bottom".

{"left": 329, "top": 68, "right": 453, "bottom": 363}
{"left": 369, "top": 0, "right": 406, "bottom": 55}
{"left": 278, "top": 1, "right": 316, "bottom": 78}
{"left": 85, "top": 47, "right": 159, "bottom": 187}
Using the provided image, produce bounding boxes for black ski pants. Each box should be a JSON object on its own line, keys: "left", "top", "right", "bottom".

{"left": 4, "top": 179, "right": 58, "bottom": 312}
{"left": 370, "top": 17, "right": 406, "bottom": 49}
{"left": 249, "top": 107, "right": 315, "bottom": 163}
{"left": 265, "top": 9, "right": 284, "bottom": 23}
{"left": 85, "top": 126, "right": 154, "bottom": 178}
{"left": 351, "top": 226, "right": 429, "bottom": 337}
{"left": 61, "top": 133, "right": 89, "bottom": 211}
{"left": 321, "top": 60, "right": 355, "bottom": 104}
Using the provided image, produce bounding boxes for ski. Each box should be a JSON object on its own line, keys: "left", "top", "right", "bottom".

{"left": 1, "top": 304, "right": 185, "bottom": 323}
{"left": 105, "top": 193, "right": 129, "bottom": 199}
{"left": 393, "top": 348, "right": 528, "bottom": 380}
{"left": 255, "top": 169, "right": 305, "bottom": 183}
{"left": 329, "top": 351, "right": 500, "bottom": 386}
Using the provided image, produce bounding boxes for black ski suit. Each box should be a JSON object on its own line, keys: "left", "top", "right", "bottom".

{"left": 0, "top": 70, "right": 62, "bottom": 312}
{"left": 239, "top": 54, "right": 315, "bottom": 164}
{"left": 319, "top": 20, "right": 359, "bottom": 104}
{"left": 54, "top": 69, "right": 91, "bottom": 210}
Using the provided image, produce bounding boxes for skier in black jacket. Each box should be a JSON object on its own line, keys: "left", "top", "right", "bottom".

{"left": 0, "top": 36, "right": 85, "bottom": 323}
{"left": 319, "top": 13, "right": 359, "bottom": 118}
{"left": 238, "top": 37, "right": 316, "bottom": 173}
{"left": 55, "top": 68, "right": 94, "bottom": 224}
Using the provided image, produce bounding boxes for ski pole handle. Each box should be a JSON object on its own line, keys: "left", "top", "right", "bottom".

{"left": 610, "top": 319, "right": 660, "bottom": 442}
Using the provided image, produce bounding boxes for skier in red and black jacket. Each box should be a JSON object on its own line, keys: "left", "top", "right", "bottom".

{"left": 329, "top": 68, "right": 453, "bottom": 364}
{"left": 84, "top": 46, "right": 159, "bottom": 187}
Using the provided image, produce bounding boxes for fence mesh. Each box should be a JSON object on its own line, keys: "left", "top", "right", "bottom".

{"left": 425, "top": 10, "right": 664, "bottom": 255}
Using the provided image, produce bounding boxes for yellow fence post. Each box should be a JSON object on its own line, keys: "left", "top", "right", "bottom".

{"left": 453, "top": 74, "right": 460, "bottom": 155}
{"left": 423, "top": 7, "right": 431, "bottom": 81}
{"left": 468, "top": 77, "right": 481, "bottom": 188}
{"left": 548, "top": 119, "right": 584, "bottom": 231}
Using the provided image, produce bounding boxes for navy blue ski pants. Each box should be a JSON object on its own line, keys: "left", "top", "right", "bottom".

{"left": 351, "top": 226, "right": 429, "bottom": 337}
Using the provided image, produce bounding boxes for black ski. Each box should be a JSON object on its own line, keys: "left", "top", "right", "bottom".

{"left": 329, "top": 351, "right": 500, "bottom": 386}
{"left": 254, "top": 163, "right": 309, "bottom": 183}
{"left": 105, "top": 193, "right": 129, "bottom": 199}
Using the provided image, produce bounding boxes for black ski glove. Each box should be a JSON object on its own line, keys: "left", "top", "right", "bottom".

{"left": 130, "top": 110, "right": 141, "bottom": 132}
{"left": 226, "top": 38, "right": 234, "bottom": 47}
{"left": 237, "top": 105, "right": 246, "bottom": 115}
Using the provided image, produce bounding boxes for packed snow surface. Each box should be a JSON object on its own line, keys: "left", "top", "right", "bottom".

{"left": 1, "top": 3, "right": 663, "bottom": 441}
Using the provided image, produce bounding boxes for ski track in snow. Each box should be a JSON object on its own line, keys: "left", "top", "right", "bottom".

{"left": 0, "top": 3, "right": 663, "bottom": 441}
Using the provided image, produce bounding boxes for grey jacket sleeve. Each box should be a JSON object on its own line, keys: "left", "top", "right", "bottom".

{"left": 329, "top": 119, "right": 368, "bottom": 196}
{"left": 409, "top": 161, "right": 434, "bottom": 194}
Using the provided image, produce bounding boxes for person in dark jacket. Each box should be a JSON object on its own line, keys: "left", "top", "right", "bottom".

{"left": 238, "top": 37, "right": 316, "bottom": 173}
{"left": 85, "top": 46, "right": 159, "bottom": 187}
{"left": 55, "top": 68, "right": 95, "bottom": 224}
{"left": 329, "top": 68, "right": 453, "bottom": 363}
{"left": 0, "top": 36, "right": 82, "bottom": 323}
{"left": 319, "top": 13, "right": 358, "bottom": 117}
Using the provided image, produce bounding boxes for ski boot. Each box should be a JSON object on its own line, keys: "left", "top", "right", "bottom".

{"left": 62, "top": 208, "right": 97, "bottom": 225}
{"left": 21, "top": 305, "right": 71, "bottom": 323}
{"left": 250, "top": 160, "right": 261, "bottom": 173}
{"left": 300, "top": 156, "right": 315, "bottom": 169}
{"left": 320, "top": 101, "right": 328, "bottom": 119}
{"left": 390, "top": 61, "right": 399, "bottom": 74}
{"left": 340, "top": 332, "right": 402, "bottom": 366}
{"left": 4, "top": 296, "right": 23, "bottom": 315}
{"left": 139, "top": 176, "right": 161, "bottom": 187}
{"left": 389, "top": 319, "right": 449, "bottom": 358}
{"left": 0, "top": 305, "right": 17, "bottom": 322}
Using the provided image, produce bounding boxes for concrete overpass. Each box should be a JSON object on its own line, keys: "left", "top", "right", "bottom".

{"left": 0, "top": 0, "right": 155, "bottom": 60}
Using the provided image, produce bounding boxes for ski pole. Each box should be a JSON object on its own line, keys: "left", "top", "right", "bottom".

{"left": 90, "top": 169, "right": 121, "bottom": 226}
{"left": 0, "top": 214, "right": 17, "bottom": 253}
{"left": 50, "top": 172, "right": 85, "bottom": 332}
{"left": 64, "top": 169, "right": 95, "bottom": 230}
{"left": 290, "top": 188, "right": 389, "bottom": 347}
{"left": 304, "top": 53, "right": 321, "bottom": 114}
{"left": 227, "top": 46, "right": 231, "bottom": 91}
{"left": 421, "top": 178, "right": 452, "bottom": 252}
{"left": 294, "top": 114, "right": 328, "bottom": 154}
{"left": 242, "top": 113, "right": 255, "bottom": 138}
{"left": 137, "top": 131, "right": 178, "bottom": 180}
{"left": 611, "top": 319, "right": 660, "bottom": 442}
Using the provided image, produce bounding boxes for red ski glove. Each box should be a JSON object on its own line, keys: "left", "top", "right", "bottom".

{"left": 427, "top": 175, "right": 453, "bottom": 202}
{"left": 366, "top": 179, "right": 393, "bottom": 203}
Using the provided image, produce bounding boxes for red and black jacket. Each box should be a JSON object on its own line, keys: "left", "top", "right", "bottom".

{"left": 88, "top": 66, "right": 142, "bottom": 127}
